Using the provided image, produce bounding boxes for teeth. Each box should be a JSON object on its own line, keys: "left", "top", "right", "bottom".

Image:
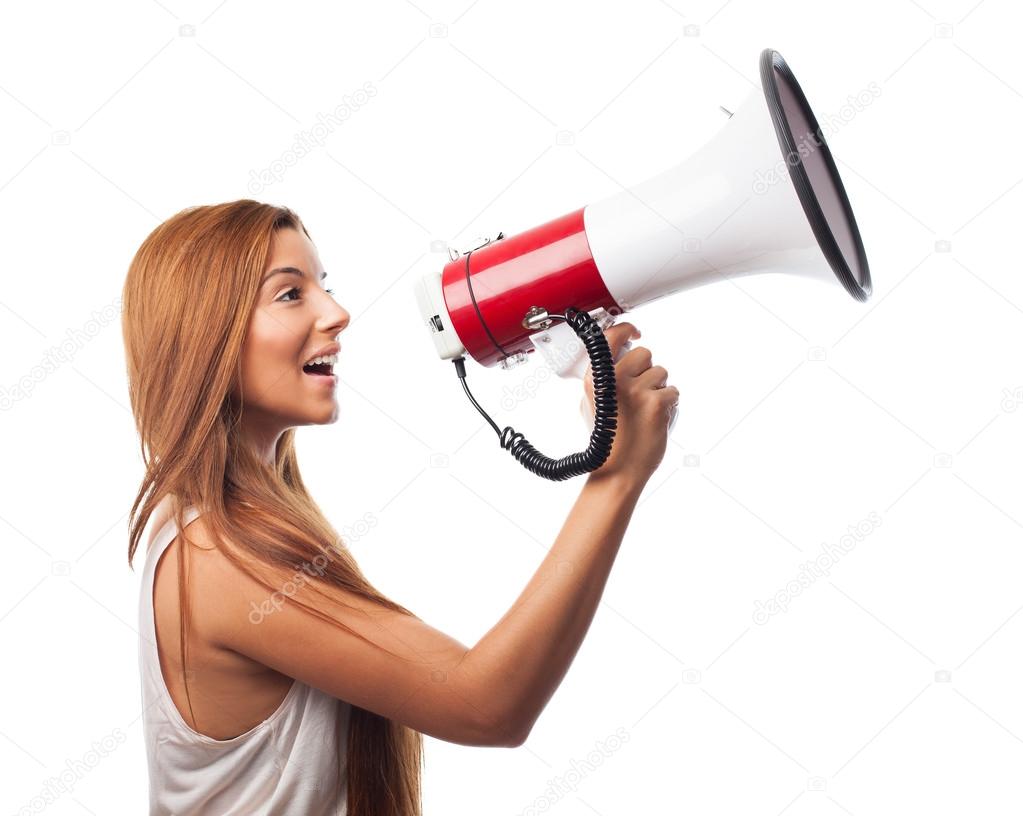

{"left": 304, "top": 353, "right": 338, "bottom": 367}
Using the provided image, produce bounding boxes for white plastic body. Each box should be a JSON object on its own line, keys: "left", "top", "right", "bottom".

{"left": 523, "top": 80, "right": 839, "bottom": 436}
{"left": 583, "top": 83, "right": 834, "bottom": 311}
{"left": 420, "top": 77, "right": 838, "bottom": 441}
{"left": 413, "top": 270, "right": 465, "bottom": 360}
{"left": 419, "top": 81, "right": 836, "bottom": 369}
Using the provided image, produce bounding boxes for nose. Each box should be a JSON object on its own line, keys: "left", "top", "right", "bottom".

{"left": 317, "top": 297, "right": 350, "bottom": 336}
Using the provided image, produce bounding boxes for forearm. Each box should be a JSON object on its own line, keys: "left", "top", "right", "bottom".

{"left": 460, "top": 471, "right": 645, "bottom": 742}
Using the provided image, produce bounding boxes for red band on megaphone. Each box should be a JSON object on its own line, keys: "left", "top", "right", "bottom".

{"left": 441, "top": 206, "right": 620, "bottom": 368}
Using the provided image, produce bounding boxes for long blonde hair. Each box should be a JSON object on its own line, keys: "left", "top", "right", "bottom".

{"left": 122, "top": 199, "right": 423, "bottom": 816}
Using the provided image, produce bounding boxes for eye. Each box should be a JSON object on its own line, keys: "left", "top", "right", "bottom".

{"left": 277, "top": 286, "right": 337, "bottom": 303}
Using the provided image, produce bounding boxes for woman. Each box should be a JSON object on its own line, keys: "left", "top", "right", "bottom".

{"left": 123, "top": 199, "right": 679, "bottom": 816}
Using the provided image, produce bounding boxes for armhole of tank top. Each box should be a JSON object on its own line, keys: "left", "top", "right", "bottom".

{"left": 147, "top": 508, "right": 304, "bottom": 745}
{"left": 146, "top": 507, "right": 202, "bottom": 730}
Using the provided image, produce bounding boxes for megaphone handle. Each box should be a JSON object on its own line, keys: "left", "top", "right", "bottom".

{"left": 451, "top": 306, "right": 622, "bottom": 481}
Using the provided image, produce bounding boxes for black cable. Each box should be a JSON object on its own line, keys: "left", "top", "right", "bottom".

{"left": 463, "top": 246, "right": 512, "bottom": 361}
{"left": 452, "top": 306, "right": 618, "bottom": 481}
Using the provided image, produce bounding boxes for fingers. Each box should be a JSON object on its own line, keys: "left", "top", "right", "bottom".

{"left": 616, "top": 345, "right": 653, "bottom": 378}
{"left": 601, "top": 322, "right": 640, "bottom": 362}
{"left": 659, "top": 384, "right": 681, "bottom": 402}
{"left": 632, "top": 364, "right": 679, "bottom": 411}
{"left": 635, "top": 364, "right": 669, "bottom": 390}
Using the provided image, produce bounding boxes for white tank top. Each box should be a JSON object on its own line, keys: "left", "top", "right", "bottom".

{"left": 138, "top": 503, "right": 351, "bottom": 815}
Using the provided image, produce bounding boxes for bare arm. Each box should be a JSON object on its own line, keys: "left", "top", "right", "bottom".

{"left": 191, "top": 470, "right": 642, "bottom": 750}
{"left": 460, "top": 470, "right": 644, "bottom": 744}
{"left": 193, "top": 335, "right": 673, "bottom": 752}
{"left": 189, "top": 323, "right": 665, "bottom": 749}
{"left": 192, "top": 323, "right": 675, "bottom": 752}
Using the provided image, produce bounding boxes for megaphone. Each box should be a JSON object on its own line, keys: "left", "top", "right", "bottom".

{"left": 414, "top": 48, "right": 872, "bottom": 482}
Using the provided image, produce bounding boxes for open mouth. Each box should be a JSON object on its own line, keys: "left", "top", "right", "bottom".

{"left": 302, "top": 362, "right": 335, "bottom": 377}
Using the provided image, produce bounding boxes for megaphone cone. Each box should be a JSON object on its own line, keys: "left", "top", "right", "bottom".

{"left": 587, "top": 48, "right": 872, "bottom": 312}
{"left": 415, "top": 48, "right": 872, "bottom": 370}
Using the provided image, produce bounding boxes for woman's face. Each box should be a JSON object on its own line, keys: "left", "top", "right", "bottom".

{"left": 235, "top": 227, "right": 351, "bottom": 457}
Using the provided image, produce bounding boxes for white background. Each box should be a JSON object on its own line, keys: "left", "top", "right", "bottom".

{"left": 2, "top": 0, "right": 1022, "bottom": 813}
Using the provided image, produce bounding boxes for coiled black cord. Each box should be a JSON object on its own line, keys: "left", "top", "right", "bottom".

{"left": 452, "top": 306, "right": 619, "bottom": 481}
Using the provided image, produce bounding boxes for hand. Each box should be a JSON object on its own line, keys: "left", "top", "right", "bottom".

{"left": 581, "top": 322, "right": 679, "bottom": 486}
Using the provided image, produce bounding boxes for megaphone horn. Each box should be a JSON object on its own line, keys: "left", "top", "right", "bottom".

{"left": 413, "top": 48, "right": 873, "bottom": 481}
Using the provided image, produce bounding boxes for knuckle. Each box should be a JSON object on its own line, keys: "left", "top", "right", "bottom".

{"left": 623, "top": 381, "right": 645, "bottom": 399}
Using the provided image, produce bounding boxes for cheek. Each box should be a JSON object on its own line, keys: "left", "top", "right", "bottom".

{"left": 241, "top": 315, "right": 300, "bottom": 395}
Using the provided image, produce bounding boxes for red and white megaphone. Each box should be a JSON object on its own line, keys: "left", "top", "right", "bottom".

{"left": 414, "top": 48, "right": 872, "bottom": 481}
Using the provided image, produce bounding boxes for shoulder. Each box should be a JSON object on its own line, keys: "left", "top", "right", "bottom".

{"left": 159, "top": 513, "right": 278, "bottom": 648}
{"left": 174, "top": 515, "right": 390, "bottom": 649}
{"left": 145, "top": 495, "right": 175, "bottom": 552}
{"left": 172, "top": 514, "right": 295, "bottom": 612}
{"left": 178, "top": 513, "right": 219, "bottom": 552}
{"left": 145, "top": 494, "right": 216, "bottom": 553}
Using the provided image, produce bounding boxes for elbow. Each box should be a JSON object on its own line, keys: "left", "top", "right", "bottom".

{"left": 493, "top": 720, "right": 527, "bottom": 748}
{"left": 493, "top": 711, "right": 532, "bottom": 748}
{"left": 502, "top": 722, "right": 529, "bottom": 748}
{"left": 453, "top": 659, "right": 530, "bottom": 747}
{"left": 472, "top": 705, "right": 529, "bottom": 748}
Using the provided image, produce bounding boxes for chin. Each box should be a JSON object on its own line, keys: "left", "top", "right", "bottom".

{"left": 306, "top": 406, "right": 340, "bottom": 425}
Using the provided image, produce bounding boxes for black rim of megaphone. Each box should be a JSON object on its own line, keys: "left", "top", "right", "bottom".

{"left": 758, "top": 49, "right": 873, "bottom": 302}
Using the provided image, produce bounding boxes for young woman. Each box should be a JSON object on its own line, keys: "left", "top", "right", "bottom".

{"left": 123, "top": 199, "right": 679, "bottom": 816}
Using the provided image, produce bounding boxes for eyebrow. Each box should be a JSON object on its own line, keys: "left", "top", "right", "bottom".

{"left": 262, "top": 266, "right": 327, "bottom": 284}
